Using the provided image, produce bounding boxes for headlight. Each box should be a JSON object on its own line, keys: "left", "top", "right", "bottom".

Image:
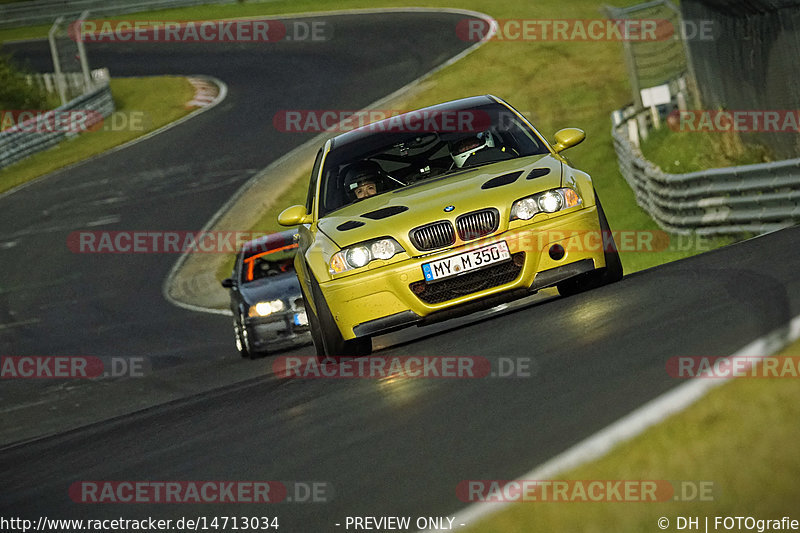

{"left": 510, "top": 188, "right": 582, "bottom": 221}
{"left": 511, "top": 197, "right": 538, "bottom": 220}
{"left": 346, "top": 246, "right": 371, "bottom": 268}
{"left": 538, "top": 191, "right": 563, "bottom": 213}
{"left": 249, "top": 299, "right": 285, "bottom": 317}
{"left": 330, "top": 237, "right": 405, "bottom": 274}
{"left": 370, "top": 239, "right": 398, "bottom": 260}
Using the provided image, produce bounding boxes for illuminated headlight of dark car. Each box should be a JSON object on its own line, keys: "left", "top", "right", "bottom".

{"left": 510, "top": 188, "right": 582, "bottom": 221}
{"left": 248, "top": 299, "right": 285, "bottom": 317}
{"left": 330, "top": 238, "right": 405, "bottom": 274}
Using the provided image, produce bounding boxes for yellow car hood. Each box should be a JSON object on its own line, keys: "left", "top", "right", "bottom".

{"left": 317, "top": 154, "right": 563, "bottom": 254}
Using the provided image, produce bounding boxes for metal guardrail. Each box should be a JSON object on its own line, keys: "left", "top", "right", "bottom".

{"left": 609, "top": 0, "right": 800, "bottom": 235}
{"left": 0, "top": 0, "right": 238, "bottom": 29}
{"left": 611, "top": 107, "right": 800, "bottom": 235}
{"left": 0, "top": 82, "right": 115, "bottom": 170}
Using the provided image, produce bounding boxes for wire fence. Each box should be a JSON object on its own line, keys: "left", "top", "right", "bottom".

{"left": 604, "top": 0, "right": 694, "bottom": 110}
{"left": 680, "top": 0, "right": 800, "bottom": 159}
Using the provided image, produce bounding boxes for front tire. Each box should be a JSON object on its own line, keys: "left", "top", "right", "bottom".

{"left": 557, "top": 191, "right": 623, "bottom": 296}
{"left": 309, "top": 275, "right": 371, "bottom": 361}
{"left": 235, "top": 314, "right": 266, "bottom": 360}
{"left": 302, "top": 287, "right": 328, "bottom": 361}
{"left": 233, "top": 318, "right": 250, "bottom": 358}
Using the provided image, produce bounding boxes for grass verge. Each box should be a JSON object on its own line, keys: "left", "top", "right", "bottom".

{"left": 640, "top": 126, "right": 772, "bottom": 174}
{"left": 0, "top": 76, "right": 195, "bottom": 195}
{"left": 462, "top": 337, "right": 800, "bottom": 531}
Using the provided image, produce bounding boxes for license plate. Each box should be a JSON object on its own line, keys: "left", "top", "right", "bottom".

{"left": 422, "top": 241, "right": 511, "bottom": 282}
{"left": 293, "top": 312, "right": 308, "bottom": 326}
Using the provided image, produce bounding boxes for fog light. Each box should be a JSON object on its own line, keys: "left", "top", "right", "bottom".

{"left": 549, "top": 244, "right": 565, "bottom": 261}
{"left": 513, "top": 253, "right": 525, "bottom": 267}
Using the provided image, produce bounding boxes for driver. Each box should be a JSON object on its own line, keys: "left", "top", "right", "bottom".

{"left": 343, "top": 160, "right": 384, "bottom": 201}
{"left": 449, "top": 130, "right": 495, "bottom": 168}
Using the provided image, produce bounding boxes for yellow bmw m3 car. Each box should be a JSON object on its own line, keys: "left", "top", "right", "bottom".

{"left": 278, "top": 95, "right": 622, "bottom": 358}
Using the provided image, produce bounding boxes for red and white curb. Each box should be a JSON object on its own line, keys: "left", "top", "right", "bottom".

{"left": 186, "top": 77, "right": 220, "bottom": 108}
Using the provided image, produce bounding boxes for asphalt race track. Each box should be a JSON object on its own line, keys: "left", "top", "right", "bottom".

{"left": 0, "top": 12, "right": 476, "bottom": 363}
{"left": 2, "top": 10, "right": 800, "bottom": 531}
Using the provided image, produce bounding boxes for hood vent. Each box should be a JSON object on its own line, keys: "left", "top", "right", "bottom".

{"left": 526, "top": 168, "right": 551, "bottom": 180}
{"left": 337, "top": 220, "right": 365, "bottom": 231}
{"left": 481, "top": 170, "right": 523, "bottom": 190}
{"left": 361, "top": 205, "right": 409, "bottom": 220}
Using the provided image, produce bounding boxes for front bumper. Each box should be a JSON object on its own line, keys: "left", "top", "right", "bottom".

{"left": 320, "top": 206, "right": 606, "bottom": 340}
{"left": 244, "top": 310, "right": 312, "bottom": 352}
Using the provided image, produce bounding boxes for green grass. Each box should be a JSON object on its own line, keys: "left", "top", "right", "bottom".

{"left": 640, "top": 125, "right": 772, "bottom": 174}
{"left": 0, "top": 24, "right": 51, "bottom": 43}
{"left": 0, "top": 76, "right": 195, "bottom": 194}
{"left": 463, "top": 339, "right": 800, "bottom": 532}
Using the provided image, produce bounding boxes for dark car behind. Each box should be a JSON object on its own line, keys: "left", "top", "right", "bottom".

{"left": 221, "top": 229, "right": 311, "bottom": 358}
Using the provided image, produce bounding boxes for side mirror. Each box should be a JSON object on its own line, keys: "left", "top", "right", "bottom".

{"left": 552, "top": 128, "right": 586, "bottom": 153}
{"left": 221, "top": 278, "right": 235, "bottom": 289}
{"left": 278, "top": 205, "right": 312, "bottom": 226}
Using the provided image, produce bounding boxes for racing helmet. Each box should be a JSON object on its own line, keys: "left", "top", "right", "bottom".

{"left": 343, "top": 160, "right": 383, "bottom": 200}
{"left": 449, "top": 130, "right": 495, "bottom": 168}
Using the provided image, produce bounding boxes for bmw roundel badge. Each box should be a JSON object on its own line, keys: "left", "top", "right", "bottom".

{"left": 444, "top": 205, "right": 455, "bottom": 212}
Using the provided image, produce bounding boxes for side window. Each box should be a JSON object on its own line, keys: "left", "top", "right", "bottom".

{"left": 305, "top": 149, "right": 323, "bottom": 215}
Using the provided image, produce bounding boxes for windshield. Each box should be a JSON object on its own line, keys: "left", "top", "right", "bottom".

{"left": 317, "top": 102, "right": 549, "bottom": 216}
{"left": 240, "top": 245, "right": 297, "bottom": 283}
